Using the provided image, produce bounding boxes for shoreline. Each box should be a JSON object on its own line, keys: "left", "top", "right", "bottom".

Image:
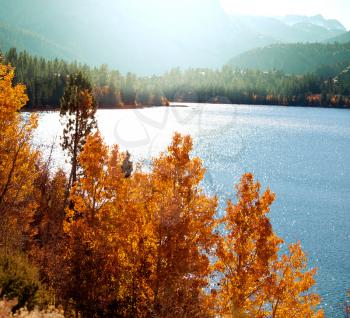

{"left": 21, "top": 102, "right": 349, "bottom": 112}
{"left": 21, "top": 104, "right": 191, "bottom": 112}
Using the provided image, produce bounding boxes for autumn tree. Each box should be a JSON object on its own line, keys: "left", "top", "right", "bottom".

{"left": 60, "top": 72, "right": 97, "bottom": 196}
{"left": 149, "top": 133, "right": 217, "bottom": 317}
{"left": 30, "top": 163, "right": 68, "bottom": 296}
{"left": 214, "top": 173, "right": 323, "bottom": 318}
{"left": 62, "top": 132, "right": 152, "bottom": 316}
{"left": 60, "top": 132, "right": 218, "bottom": 317}
{"left": 0, "top": 62, "right": 52, "bottom": 314}
{"left": 0, "top": 63, "right": 39, "bottom": 252}
{"left": 214, "top": 173, "right": 281, "bottom": 317}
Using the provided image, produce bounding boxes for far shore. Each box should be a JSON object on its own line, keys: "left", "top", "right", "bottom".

{"left": 21, "top": 102, "right": 349, "bottom": 112}
{"left": 21, "top": 103, "right": 189, "bottom": 112}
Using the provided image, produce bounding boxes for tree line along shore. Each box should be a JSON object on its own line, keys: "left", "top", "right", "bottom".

{"left": 2, "top": 48, "right": 350, "bottom": 111}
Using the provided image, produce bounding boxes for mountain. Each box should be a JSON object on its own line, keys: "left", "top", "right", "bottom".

{"left": 280, "top": 14, "right": 346, "bottom": 32}
{"left": 0, "top": 22, "right": 75, "bottom": 60}
{"left": 0, "top": 0, "right": 347, "bottom": 74}
{"left": 227, "top": 42, "right": 350, "bottom": 75}
{"left": 324, "top": 31, "right": 350, "bottom": 44}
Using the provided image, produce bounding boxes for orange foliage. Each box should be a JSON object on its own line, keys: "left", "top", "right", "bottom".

{"left": 31, "top": 166, "right": 68, "bottom": 292}
{"left": 62, "top": 132, "right": 217, "bottom": 317}
{"left": 215, "top": 173, "right": 282, "bottom": 317}
{"left": 149, "top": 133, "right": 217, "bottom": 317}
{"left": 267, "top": 242, "right": 324, "bottom": 318}
{"left": 214, "top": 174, "right": 323, "bottom": 318}
{"left": 0, "top": 64, "right": 39, "bottom": 252}
{"left": 63, "top": 132, "right": 153, "bottom": 316}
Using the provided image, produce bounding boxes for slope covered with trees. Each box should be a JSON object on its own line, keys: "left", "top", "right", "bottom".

{"left": 1, "top": 48, "right": 169, "bottom": 108}
{"left": 0, "top": 61, "right": 327, "bottom": 317}
{"left": 228, "top": 42, "right": 350, "bottom": 75}
{"left": 325, "top": 31, "right": 350, "bottom": 44}
{"left": 2, "top": 48, "right": 350, "bottom": 109}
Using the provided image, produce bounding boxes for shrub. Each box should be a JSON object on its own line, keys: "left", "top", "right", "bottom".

{"left": 0, "top": 252, "right": 50, "bottom": 312}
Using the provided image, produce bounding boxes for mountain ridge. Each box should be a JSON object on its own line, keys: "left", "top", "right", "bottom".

{"left": 280, "top": 14, "right": 346, "bottom": 31}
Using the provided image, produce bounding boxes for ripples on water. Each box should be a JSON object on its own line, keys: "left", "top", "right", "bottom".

{"left": 31, "top": 103, "right": 350, "bottom": 317}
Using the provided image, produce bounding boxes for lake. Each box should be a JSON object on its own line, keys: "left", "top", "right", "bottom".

{"left": 32, "top": 103, "right": 350, "bottom": 317}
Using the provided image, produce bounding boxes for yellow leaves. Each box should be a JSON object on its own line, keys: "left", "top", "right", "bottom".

{"left": 78, "top": 132, "right": 108, "bottom": 181}
{"left": 268, "top": 242, "right": 324, "bottom": 318}
{"left": 62, "top": 132, "right": 217, "bottom": 316}
{"left": 215, "top": 174, "right": 323, "bottom": 318}
{"left": 0, "top": 64, "right": 28, "bottom": 117}
{"left": 0, "top": 63, "right": 38, "bottom": 251}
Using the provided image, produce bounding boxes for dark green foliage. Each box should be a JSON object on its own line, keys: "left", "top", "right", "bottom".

{"left": 158, "top": 66, "right": 350, "bottom": 106}
{"left": 3, "top": 48, "right": 350, "bottom": 108}
{"left": 3, "top": 48, "right": 168, "bottom": 109}
{"left": 0, "top": 252, "right": 46, "bottom": 312}
{"left": 4, "top": 48, "right": 76, "bottom": 109}
{"left": 60, "top": 72, "right": 97, "bottom": 191}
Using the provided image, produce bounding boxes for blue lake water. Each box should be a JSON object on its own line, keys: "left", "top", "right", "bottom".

{"left": 33, "top": 103, "right": 350, "bottom": 317}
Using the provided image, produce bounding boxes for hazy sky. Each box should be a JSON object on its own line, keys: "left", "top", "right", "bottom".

{"left": 220, "top": 0, "right": 350, "bottom": 29}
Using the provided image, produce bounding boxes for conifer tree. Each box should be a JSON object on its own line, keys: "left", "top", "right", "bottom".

{"left": 60, "top": 72, "right": 97, "bottom": 196}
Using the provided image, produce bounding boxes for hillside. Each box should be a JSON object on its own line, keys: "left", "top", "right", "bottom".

{"left": 325, "top": 31, "right": 350, "bottom": 43}
{"left": 227, "top": 42, "right": 350, "bottom": 75}
{"left": 0, "top": 0, "right": 347, "bottom": 74}
{"left": 0, "top": 22, "right": 75, "bottom": 61}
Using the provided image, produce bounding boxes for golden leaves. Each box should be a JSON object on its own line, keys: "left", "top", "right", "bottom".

{"left": 214, "top": 174, "right": 323, "bottom": 318}
{"left": 61, "top": 132, "right": 217, "bottom": 316}
{"left": 0, "top": 63, "right": 38, "bottom": 251}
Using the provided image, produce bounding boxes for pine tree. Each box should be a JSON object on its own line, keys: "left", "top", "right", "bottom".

{"left": 60, "top": 72, "right": 97, "bottom": 199}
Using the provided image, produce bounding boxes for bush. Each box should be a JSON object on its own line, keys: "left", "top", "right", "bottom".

{"left": 0, "top": 251, "right": 50, "bottom": 313}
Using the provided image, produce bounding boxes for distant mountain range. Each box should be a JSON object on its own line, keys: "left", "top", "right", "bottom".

{"left": 279, "top": 14, "right": 345, "bottom": 31}
{"left": 0, "top": 0, "right": 348, "bottom": 74}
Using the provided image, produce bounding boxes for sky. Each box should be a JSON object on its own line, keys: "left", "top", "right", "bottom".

{"left": 220, "top": 0, "right": 350, "bottom": 29}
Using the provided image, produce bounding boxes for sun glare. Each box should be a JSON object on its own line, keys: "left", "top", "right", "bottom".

{"left": 219, "top": 0, "right": 279, "bottom": 16}
{"left": 220, "top": 0, "right": 342, "bottom": 16}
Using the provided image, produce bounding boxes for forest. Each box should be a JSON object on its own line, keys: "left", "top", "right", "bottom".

{"left": 228, "top": 42, "right": 350, "bottom": 75}
{"left": 0, "top": 60, "right": 334, "bottom": 317}
{"left": 2, "top": 47, "right": 350, "bottom": 109}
